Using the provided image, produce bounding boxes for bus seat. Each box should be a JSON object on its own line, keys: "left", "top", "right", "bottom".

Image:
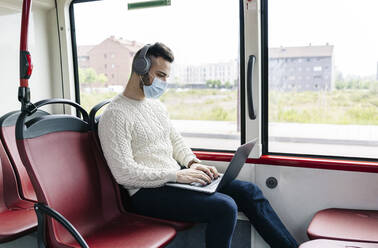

{"left": 15, "top": 99, "right": 176, "bottom": 247}
{"left": 89, "top": 99, "right": 194, "bottom": 231}
{"left": 307, "top": 208, "right": 378, "bottom": 243}
{"left": 299, "top": 239, "right": 378, "bottom": 248}
{"left": 0, "top": 140, "right": 36, "bottom": 242}
{"left": 0, "top": 110, "right": 48, "bottom": 202}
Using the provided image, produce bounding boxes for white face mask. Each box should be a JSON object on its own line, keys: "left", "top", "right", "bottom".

{"left": 143, "top": 77, "right": 168, "bottom": 98}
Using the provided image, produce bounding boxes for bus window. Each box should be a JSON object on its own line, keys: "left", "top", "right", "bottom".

{"left": 71, "top": 0, "right": 241, "bottom": 151}
{"left": 264, "top": 0, "right": 378, "bottom": 159}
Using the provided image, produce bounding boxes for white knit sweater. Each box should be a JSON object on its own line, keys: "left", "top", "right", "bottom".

{"left": 98, "top": 94, "right": 200, "bottom": 196}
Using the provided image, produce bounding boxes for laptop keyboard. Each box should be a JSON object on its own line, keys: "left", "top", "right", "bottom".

{"left": 190, "top": 176, "right": 221, "bottom": 188}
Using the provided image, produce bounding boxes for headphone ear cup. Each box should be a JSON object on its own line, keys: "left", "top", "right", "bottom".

{"left": 132, "top": 44, "right": 152, "bottom": 75}
{"left": 133, "top": 57, "right": 151, "bottom": 75}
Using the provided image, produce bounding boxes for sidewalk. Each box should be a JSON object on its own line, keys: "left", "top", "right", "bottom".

{"left": 171, "top": 120, "right": 378, "bottom": 145}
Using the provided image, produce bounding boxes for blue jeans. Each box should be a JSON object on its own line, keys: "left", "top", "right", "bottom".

{"left": 130, "top": 180, "right": 298, "bottom": 248}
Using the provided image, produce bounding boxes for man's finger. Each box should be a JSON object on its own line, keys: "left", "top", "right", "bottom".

{"left": 201, "top": 166, "right": 214, "bottom": 179}
{"left": 194, "top": 171, "right": 212, "bottom": 183}
{"left": 190, "top": 176, "right": 207, "bottom": 185}
{"left": 195, "top": 165, "right": 214, "bottom": 179}
{"left": 208, "top": 166, "right": 219, "bottom": 178}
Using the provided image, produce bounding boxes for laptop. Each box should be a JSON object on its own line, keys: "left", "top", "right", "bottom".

{"left": 165, "top": 139, "right": 257, "bottom": 194}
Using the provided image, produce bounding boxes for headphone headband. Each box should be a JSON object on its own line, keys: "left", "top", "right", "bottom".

{"left": 139, "top": 44, "right": 151, "bottom": 60}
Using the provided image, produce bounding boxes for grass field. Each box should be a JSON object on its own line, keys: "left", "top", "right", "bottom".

{"left": 80, "top": 88, "right": 378, "bottom": 125}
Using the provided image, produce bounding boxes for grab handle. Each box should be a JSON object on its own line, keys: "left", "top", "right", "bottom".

{"left": 28, "top": 98, "right": 89, "bottom": 122}
{"left": 247, "top": 55, "right": 256, "bottom": 120}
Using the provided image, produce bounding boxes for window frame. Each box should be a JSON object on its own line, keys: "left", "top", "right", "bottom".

{"left": 261, "top": 0, "right": 378, "bottom": 163}
{"left": 69, "top": 0, "right": 246, "bottom": 153}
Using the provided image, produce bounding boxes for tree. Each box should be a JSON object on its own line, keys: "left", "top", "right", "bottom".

{"left": 206, "top": 80, "right": 215, "bottom": 88}
{"left": 97, "top": 73, "right": 108, "bottom": 84}
{"left": 83, "top": 68, "right": 97, "bottom": 84}
{"left": 79, "top": 68, "right": 108, "bottom": 85}
{"left": 214, "top": 80, "right": 221, "bottom": 88}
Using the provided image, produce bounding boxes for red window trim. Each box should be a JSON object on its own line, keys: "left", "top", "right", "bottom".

{"left": 194, "top": 152, "right": 378, "bottom": 173}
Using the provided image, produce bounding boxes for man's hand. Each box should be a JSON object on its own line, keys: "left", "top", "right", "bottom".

{"left": 176, "top": 169, "right": 212, "bottom": 185}
{"left": 190, "top": 164, "right": 219, "bottom": 180}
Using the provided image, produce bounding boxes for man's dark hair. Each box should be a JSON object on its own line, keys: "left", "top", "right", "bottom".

{"left": 146, "top": 42, "right": 174, "bottom": 63}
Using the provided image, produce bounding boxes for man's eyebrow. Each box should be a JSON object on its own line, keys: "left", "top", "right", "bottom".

{"left": 157, "top": 71, "right": 168, "bottom": 77}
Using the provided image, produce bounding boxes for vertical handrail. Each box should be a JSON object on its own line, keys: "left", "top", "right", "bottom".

{"left": 247, "top": 55, "right": 256, "bottom": 120}
{"left": 19, "top": 0, "right": 34, "bottom": 112}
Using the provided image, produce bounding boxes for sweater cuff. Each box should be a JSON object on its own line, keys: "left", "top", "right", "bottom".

{"left": 167, "top": 170, "right": 178, "bottom": 182}
{"left": 184, "top": 156, "right": 201, "bottom": 168}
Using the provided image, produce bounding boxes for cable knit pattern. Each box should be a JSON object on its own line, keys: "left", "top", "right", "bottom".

{"left": 98, "top": 94, "right": 200, "bottom": 196}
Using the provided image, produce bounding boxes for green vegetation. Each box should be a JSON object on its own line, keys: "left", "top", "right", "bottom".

{"left": 269, "top": 88, "right": 378, "bottom": 125}
{"left": 81, "top": 84, "right": 378, "bottom": 124}
{"left": 206, "top": 80, "right": 234, "bottom": 89}
{"left": 160, "top": 89, "right": 237, "bottom": 121}
{"left": 80, "top": 92, "right": 117, "bottom": 113}
{"left": 79, "top": 68, "right": 108, "bottom": 85}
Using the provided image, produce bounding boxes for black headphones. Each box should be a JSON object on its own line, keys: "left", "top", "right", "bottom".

{"left": 132, "top": 44, "right": 151, "bottom": 75}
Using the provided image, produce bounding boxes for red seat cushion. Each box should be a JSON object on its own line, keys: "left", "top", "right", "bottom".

{"left": 299, "top": 239, "right": 378, "bottom": 248}
{"left": 0, "top": 205, "right": 36, "bottom": 243}
{"left": 63, "top": 213, "right": 175, "bottom": 248}
{"left": 149, "top": 218, "right": 194, "bottom": 231}
{"left": 308, "top": 208, "right": 378, "bottom": 243}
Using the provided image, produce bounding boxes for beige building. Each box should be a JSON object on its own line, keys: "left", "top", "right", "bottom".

{"left": 78, "top": 36, "right": 143, "bottom": 85}
{"left": 171, "top": 60, "right": 238, "bottom": 88}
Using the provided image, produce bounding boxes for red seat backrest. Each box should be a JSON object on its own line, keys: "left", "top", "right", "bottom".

{"left": 0, "top": 139, "right": 26, "bottom": 209}
{"left": 16, "top": 115, "right": 122, "bottom": 245}
{"left": 0, "top": 151, "right": 5, "bottom": 212}
{"left": 1, "top": 125, "right": 36, "bottom": 201}
{"left": 0, "top": 111, "right": 48, "bottom": 202}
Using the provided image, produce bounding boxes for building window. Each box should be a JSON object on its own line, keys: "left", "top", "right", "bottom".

{"left": 111, "top": 64, "right": 115, "bottom": 69}
{"left": 104, "top": 54, "right": 107, "bottom": 59}
{"left": 313, "top": 66, "right": 322, "bottom": 72}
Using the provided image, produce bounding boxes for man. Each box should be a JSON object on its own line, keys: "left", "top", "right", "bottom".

{"left": 98, "top": 42, "right": 298, "bottom": 248}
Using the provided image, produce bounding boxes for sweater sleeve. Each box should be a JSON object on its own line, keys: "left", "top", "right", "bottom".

{"left": 98, "top": 109, "right": 178, "bottom": 188}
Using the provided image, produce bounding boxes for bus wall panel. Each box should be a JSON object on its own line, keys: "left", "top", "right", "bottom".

{"left": 253, "top": 164, "right": 378, "bottom": 247}
{"left": 0, "top": 5, "right": 59, "bottom": 115}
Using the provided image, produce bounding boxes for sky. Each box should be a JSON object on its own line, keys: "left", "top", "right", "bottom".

{"left": 74, "top": 0, "right": 378, "bottom": 77}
